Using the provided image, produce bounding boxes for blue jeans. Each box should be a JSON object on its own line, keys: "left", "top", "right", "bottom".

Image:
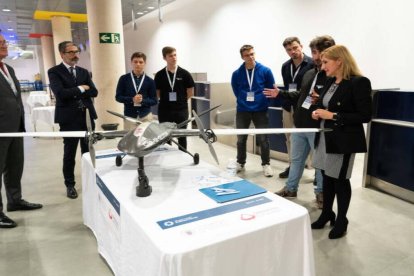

{"left": 236, "top": 111, "right": 270, "bottom": 166}
{"left": 286, "top": 132, "right": 323, "bottom": 193}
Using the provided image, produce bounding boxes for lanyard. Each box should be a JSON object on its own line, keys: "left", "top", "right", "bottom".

{"left": 0, "top": 63, "right": 17, "bottom": 94}
{"left": 308, "top": 70, "right": 320, "bottom": 95}
{"left": 245, "top": 67, "right": 255, "bottom": 91}
{"left": 130, "top": 72, "right": 145, "bottom": 94}
{"left": 290, "top": 63, "right": 302, "bottom": 82}
{"left": 166, "top": 66, "right": 177, "bottom": 91}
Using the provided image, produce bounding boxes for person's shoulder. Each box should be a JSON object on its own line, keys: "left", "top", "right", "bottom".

{"left": 48, "top": 64, "right": 62, "bottom": 73}
{"left": 281, "top": 59, "right": 291, "bottom": 69}
{"left": 351, "top": 75, "right": 371, "bottom": 87}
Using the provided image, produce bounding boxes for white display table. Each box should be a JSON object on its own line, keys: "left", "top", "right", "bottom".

{"left": 26, "top": 91, "right": 50, "bottom": 109}
{"left": 31, "top": 106, "right": 56, "bottom": 131}
{"left": 82, "top": 146, "right": 315, "bottom": 276}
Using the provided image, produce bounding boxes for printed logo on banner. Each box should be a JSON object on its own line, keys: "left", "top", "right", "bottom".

{"left": 157, "top": 196, "right": 272, "bottom": 230}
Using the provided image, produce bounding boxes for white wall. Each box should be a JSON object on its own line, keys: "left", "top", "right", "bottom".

{"left": 6, "top": 57, "right": 40, "bottom": 82}
{"left": 123, "top": 0, "right": 414, "bottom": 90}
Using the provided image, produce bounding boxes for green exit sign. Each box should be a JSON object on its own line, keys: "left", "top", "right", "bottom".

{"left": 99, "top": 33, "right": 121, "bottom": 44}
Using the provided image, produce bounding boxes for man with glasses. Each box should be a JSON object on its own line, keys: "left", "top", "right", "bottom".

{"left": 231, "top": 44, "right": 275, "bottom": 177}
{"left": 48, "top": 41, "right": 98, "bottom": 199}
{"left": 278, "top": 37, "right": 314, "bottom": 179}
{"left": 0, "top": 34, "right": 42, "bottom": 228}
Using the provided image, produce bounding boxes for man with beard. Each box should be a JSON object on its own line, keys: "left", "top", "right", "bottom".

{"left": 278, "top": 37, "right": 314, "bottom": 179}
{"left": 48, "top": 41, "right": 98, "bottom": 199}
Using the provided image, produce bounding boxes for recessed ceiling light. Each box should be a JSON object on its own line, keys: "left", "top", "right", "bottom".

{"left": 147, "top": 7, "right": 155, "bottom": 9}
{"left": 10, "top": 35, "right": 15, "bottom": 38}
{"left": 2, "top": 8, "right": 11, "bottom": 12}
{"left": 7, "top": 28, "right": 13, "bottom": 31}
{"left": 138, "top": 3, "right": 143, "bottom": 5}
{"left": 137, "top": 12, "right": 144, "bottom": 15}
{"left": 143, "top": 10, "right": 148, "bottom": 13}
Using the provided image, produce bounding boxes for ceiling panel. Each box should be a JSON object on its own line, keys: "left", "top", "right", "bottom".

{"left": 1, "top": 0, "right": 175, "bottom": 57}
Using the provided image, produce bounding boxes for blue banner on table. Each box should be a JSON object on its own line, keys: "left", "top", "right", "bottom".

{"left": 199, "top": 180, "right": 267, "bottom": 203}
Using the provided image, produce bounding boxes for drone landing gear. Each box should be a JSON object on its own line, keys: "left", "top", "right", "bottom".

{"left": 137, "top": 156, "right": 152, "bottom": 197}
{"left": 170, "top": 139, "right": 199, "bottom": 165}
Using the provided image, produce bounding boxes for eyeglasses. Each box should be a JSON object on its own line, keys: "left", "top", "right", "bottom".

{"left": 0, "top": 40, "right": 9, "bottom": 46}
{"left": 64, "top": 50, "right": 80, "bottom": 55}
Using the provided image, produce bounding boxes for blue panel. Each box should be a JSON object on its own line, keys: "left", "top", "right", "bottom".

{"left": 268, "top": 108, "right": 287, "bottom": 153}
{"left": 373, "top": 91, "right": 414, "bottom": 122}
{"left": 368, "top": 90, "right": 414, "bottom": 192}
{"left": 367, "top": 122, "right": 414, "bottom": 192}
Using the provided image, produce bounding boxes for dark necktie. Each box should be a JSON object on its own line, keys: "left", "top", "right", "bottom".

{"left": 69, "top": 66, "right": 77, "bottom": 84}
{"left": 0, "top": 62, "right": 8, "bottom": 76}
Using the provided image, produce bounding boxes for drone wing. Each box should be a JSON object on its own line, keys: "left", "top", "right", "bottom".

{"left": 211, "top": 128, "right": 324, "bottom": 135}
{"left": 107, "top": 110, "right": 143, "bottom": 124}
{"left": 0, "top": 131, "right": 86, "bottom": 137}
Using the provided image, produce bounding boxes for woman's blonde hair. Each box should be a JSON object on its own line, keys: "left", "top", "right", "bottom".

{"left": 321, "top": 45, "right": 362, "bottom": 80}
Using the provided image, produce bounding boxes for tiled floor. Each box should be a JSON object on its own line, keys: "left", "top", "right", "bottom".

{"left": 1, "top": 112, "right": 413, "bottom": 275}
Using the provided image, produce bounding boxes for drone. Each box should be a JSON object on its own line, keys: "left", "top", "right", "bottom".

{"left": 0, "top": 106, "right": 325, "bottom": 197}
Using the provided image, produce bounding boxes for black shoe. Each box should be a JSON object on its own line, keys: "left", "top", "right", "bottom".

{"left": 7, "top": 199, "right": 43, "bottom": 212}
{"left": 329, "top": 218, "right": 348, "bottom": 239}
{"left": 279, "top": 167, "right": 290, "bottom": 178}
{"left": 67, "top": 187, "right": 78, "bottom": 199}
{"left": 311, "top": 211, "right": 336, "bottom": 229}
{"left": 0, "top": 213, "right": 17, "bottom": 228}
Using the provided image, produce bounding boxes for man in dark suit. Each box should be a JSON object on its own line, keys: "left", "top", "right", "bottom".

{"left": 0, "top": 34, "right": 42, "bottom": 228}
{"left": 48, "top": 41, "right": 98, "bottom": 199}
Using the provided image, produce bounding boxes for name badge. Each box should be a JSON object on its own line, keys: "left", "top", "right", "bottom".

{"left": 301, "top": 96, "right": 312, "bottom": 109}
{"left": 134, "top": 103, "right": 142, "bottom": 107}
{"left": 169, "top": 91, "right": 177, "bottom": 101}
{"left": 246, "top": 91, "right": 255, "bottom": 102}
{"left": 288, "top": 83, "right": 297, "bottom": 92}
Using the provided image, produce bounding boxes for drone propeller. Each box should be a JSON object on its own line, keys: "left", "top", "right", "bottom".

{"left": 192, "top": 110, "right": 219, "bottom": 165}
{"left": 107, "top": 110, "right": 143, "bottom": 124}
{"left": 85, "top": 109, "right": 96, "bottom": 167}
{"left": 177, "top": 105, "right": 221, "bottom": 129}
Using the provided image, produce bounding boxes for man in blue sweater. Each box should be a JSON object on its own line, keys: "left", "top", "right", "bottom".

{"left": 231, "top": 45, "right": 275, "bottom": 177}
{"left": 115, "top": 52, "right": 157, "bottom": 129}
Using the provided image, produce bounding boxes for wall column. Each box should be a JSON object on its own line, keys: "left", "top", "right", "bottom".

{"left": 86, "top": 0, "right": 125, "bottom": 129}
{"left": 51, "top": 16, "right": 72, "bottom": 65}
{"left": 40, "top": 35, "right": 56, "bottom": 88}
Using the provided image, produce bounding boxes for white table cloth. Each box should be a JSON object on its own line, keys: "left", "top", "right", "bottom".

{"left": 26, "top": 91, "right": 50, "bottom": 109}
{"left": 82, "top": 146, "right": 315, "bottom": 276}
{"left": 31, "top": 106, "right": 55, "bottom": 131}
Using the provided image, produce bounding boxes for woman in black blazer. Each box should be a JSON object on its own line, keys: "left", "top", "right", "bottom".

{"left": 311, "top": 45, "right": 372, "bottom": 239}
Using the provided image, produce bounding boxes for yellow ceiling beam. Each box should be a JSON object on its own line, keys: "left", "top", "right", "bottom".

{"left": 33, "top": 10, "right": 87, "bottom": 22}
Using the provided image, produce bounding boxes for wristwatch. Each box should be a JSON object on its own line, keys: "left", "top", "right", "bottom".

{"left": 332, "top": 113, "right": 339, "bottom": 121}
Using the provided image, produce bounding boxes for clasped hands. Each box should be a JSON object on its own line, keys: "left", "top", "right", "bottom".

{"left": 133, "top": 94, "right": 143, "bottom": 104}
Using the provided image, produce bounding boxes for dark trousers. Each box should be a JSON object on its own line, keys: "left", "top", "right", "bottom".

{"left": 0, "top": 137, "right": 23, "bottom": 213}
{"left": 158, "top": 107, "right": 189, "bottom": 150}
{"left": 236, "top": 111, "right": 270, "bottom": 166}
{"left": 60, "top": 122, "right": 89, "bottom": 187}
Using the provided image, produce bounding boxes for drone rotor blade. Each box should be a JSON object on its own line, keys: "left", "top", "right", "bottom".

{"left": 177, "top": 105, "right": 222, "bottom": 128}
{"left": 85, "top": 109, "right": 96, "bottom": 167}
{"left": 192, "top": 110, "right": 219, "bottom": 165}
{"left": 107, "top": 110, "right": 142, "bottom": 124}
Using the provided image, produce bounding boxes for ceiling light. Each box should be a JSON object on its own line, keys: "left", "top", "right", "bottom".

{"left": 137, "top": 12, "right": 144, "bottom": 15}
{"left": 148, "top": 7, "right": 155, "bottom": 10}
{"left": 7, "top": 28, "right": 13, "bottom": 31}
{"left": 2, "top": 8, "right": 11, "bottom": 12}
{"left": 143, "top": 11, "right": 148, "bottom": 13}
{"left": 9, "top": 35, "right": 14, "bottom": 38}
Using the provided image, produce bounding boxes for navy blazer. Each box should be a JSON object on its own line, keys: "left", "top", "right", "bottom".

{"left": 0, "top": 63, "right": 25, "bottom": 132}
{"left": 316, "top": 76, "right": 372, "bottom": 154}
{"left": 48, "top": 63, "right": 98, "bottom": 125}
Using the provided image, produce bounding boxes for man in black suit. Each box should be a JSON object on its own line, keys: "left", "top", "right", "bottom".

{"left": 48, "top": 41, "right": 98, "bottom": 199}
{"left": 0, "top": 34, "right": 42, "bottom": 228}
